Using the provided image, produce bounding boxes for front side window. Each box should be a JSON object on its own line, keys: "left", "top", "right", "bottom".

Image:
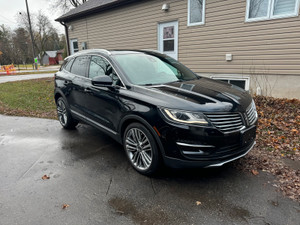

{"left": 188, "top": 0, "right": 205, "bottom": 26}
{"left": 113, "top": 53, "right": 198, "bottom": 86}
{"left": 89, "top": 56, "right": 110, "bottom": 78}
{"left": 70, "top": 56, "right": 89, "bottom": 76}
{"left": 89, "top": 56, "right": 123, "bottom": 86}
{"left": 246, "top": 0, "right": 299, "bottom": 21}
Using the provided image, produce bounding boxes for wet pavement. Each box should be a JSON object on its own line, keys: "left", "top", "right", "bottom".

{"left": 0, "top": 115, "right": 299, "bottom": 225}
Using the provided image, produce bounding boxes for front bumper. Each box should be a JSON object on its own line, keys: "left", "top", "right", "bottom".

{"left": 156, "top": 117, "right": 256, "bottom": 168}
{"left": 163, "top": 140, "right": 255, "bottom": 168}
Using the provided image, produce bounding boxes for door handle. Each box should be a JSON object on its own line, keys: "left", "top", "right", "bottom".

{"left": 84, "top": 88, "right": 92, "bottom": 93}
{"left": 64, "top": 80, "right": 72, "bottom": 85}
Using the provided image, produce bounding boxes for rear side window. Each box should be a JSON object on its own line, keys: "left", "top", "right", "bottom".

{"left": 70, "top": 56, "right": 90, "bottom": 76}
{"left": 64, "top": 59, "right": 74, "bottom": 72}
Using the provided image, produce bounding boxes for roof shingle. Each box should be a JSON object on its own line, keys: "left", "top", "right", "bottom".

{"left": 55, "top": 0, "right": 131, "bottom": 22}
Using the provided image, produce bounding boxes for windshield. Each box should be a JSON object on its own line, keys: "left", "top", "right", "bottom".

{"left": 113, "top": 53, "right": 198, "bottom": 85}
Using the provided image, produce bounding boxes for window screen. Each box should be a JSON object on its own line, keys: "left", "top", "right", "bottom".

{"left": 248, "top": 0, "right": 269, "bottom": 19}
{"left": 247, "top": 0, "right": 298, "bottom": 20}
{"left": 273, "top": 0, "right": 297, "bottom": 15}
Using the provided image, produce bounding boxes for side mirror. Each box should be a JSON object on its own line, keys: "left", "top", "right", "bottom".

{"left": 92, "top": 76, "right": 113, "bottom": 86}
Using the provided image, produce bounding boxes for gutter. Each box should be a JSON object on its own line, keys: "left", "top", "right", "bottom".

{"left": 60, "top": 21, "right": 70, "bottom": 56}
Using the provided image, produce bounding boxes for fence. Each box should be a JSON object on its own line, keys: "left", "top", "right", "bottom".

{"left": 0, "top": 64, "right": 16, "bottom": 75}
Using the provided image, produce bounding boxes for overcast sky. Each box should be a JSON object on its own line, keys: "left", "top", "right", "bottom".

{"left": 0, "top": 0, "right": 66, "bottom": 34}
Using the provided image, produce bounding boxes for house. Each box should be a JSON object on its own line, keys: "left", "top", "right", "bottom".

{"left": 55, "top": 0, "right": 300, "bottom": 99}
{"left": 41, "top": 50, "right": 64, "bottom": 65}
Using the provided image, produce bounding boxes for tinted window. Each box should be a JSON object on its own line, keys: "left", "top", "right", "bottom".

{"left": 89, "top": 56, "right": 123, "bottom": 86}
{"left": 70, "top": 56, "right": 90, "bottom": 76}
{"left": 64, "top": 59, "right": 74, "bottom": 72}
{"left": 89, "top": 56, "right": 110, "bottom": 78}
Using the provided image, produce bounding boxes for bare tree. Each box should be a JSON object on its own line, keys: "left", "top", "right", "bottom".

{"left": 50, "top": 0, "right": 88, "bottom": 13}
{"left": 0, "top": 25, "right": 15, "bottom": 65}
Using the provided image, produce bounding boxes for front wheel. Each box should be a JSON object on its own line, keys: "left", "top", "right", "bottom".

{"left": 56, "top": 97, "right": 78, "bottom": 129}
{"left": 123, "top": 123, "right": 161, "bottom": 175}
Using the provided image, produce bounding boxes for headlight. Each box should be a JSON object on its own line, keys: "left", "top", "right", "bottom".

{"left": 161, "top": 108, "right": 209, "bottom": 125}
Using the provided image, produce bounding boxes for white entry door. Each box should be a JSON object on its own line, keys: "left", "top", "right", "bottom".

{"left": 70, "top": 39, "right": 79, "bottom": 55}
{"left": 158, "top": 21, "right": 178, "bottom": 60}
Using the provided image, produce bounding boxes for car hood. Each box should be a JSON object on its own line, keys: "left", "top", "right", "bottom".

{"left": 133, "top": 77, "right": 252, "bottom": 112}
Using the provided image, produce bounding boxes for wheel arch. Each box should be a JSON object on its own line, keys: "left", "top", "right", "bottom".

{"left": 119, "top": 115, "right": 165, "bottom": 157}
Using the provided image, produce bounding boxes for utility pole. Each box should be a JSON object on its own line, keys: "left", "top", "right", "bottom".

{"left": 25, "top": 0, "right": 37, "bottom": 69}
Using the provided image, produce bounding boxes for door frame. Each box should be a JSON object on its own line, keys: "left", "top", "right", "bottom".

{"left": 157, "top": 21, "right": 178, "bottom": 60}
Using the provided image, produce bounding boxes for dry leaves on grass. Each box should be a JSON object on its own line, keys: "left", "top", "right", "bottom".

{"left": 235, "top": 96, "right": 300, "bottom": 202}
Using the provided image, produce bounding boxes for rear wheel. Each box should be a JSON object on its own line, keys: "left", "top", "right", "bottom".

{"left": 56, "top": 97, "right": 78, "bottom": 129}
{"left": 123, "top": 123, "right": 161, "bottom": 175}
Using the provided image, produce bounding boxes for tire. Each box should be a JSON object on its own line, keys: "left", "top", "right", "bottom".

{"left": 123, "top": 123, "right": 161, "bottom": 175}
{"left": 56, "top": 97, "right": 78, "bottom": 129}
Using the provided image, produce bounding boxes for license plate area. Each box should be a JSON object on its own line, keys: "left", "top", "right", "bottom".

{"left": 240, "top": 126, "right": 256, "bottom": 146}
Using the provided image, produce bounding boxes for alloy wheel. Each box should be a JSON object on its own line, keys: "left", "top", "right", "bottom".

{"left": 57, "top": 99, "right": 68, "bottom": 126}
{"left": 125, "top": 128, "right": 153, "bottom": 171}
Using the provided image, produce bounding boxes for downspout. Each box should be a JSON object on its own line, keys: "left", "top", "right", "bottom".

{"left": 60, "top": 21, "right": 70, "bottom": 56}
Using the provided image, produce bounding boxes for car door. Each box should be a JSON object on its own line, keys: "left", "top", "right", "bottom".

{"left": 67, "top": 55, "right": 90, "bottom": 116}
{"left": 84, "top": 55, "right": 124, "bottom": 133}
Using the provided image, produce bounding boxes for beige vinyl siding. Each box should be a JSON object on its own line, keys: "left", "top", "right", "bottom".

{"left": 68, "top": 0, "right": 300, "bottom": 77}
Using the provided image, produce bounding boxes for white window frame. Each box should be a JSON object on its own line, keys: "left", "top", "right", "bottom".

{"left": 188, "top": 0, "right": 206, "bottom": 26}
{"left": 245, "top": 0, "right": 300, "bottom": 22}
{"left": 210, "top": 75, "right": 250, "bottom": 91}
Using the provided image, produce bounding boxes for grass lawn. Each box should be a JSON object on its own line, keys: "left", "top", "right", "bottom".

{"left": 0, "top": 78, "right": 57, "bottom": 119}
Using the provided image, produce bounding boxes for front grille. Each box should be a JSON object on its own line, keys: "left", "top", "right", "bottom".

{"left": 246, "top": 101, "right": 257, "bottom": 125}
{"left": 205, "top": 113, "right": 244, "bottom": 133}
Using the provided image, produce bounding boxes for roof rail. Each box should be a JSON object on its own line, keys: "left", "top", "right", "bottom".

{"left": 77, "top": 49, "right": 111, "bottom": 55}
{"left": 141, "top": 49, "right": 162, "bottom": 54}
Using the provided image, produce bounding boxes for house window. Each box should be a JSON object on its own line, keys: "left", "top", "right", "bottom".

{"left": 246, "top": 0, "right": 299, "bottom": 21}
{"left": 188, "top": 0, "right": 205, "bottom": 26}
{"left": 210, "top": 75, "right": 250, "bottom": 91}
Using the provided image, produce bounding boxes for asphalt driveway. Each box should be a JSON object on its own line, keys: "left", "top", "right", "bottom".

{"left": 0, "top": 115, "right": 299, "bottom": 225}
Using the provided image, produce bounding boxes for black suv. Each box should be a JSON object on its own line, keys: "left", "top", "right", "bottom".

{"left": 54, "top": 49, "right": 257, "bottom": 175}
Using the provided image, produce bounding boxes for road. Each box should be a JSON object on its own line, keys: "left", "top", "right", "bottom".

{"left": 0, "top": 115, "right": 299, "bottom": 225}
{"left": 0, "top": 73, "right": 54, "bottom": 84}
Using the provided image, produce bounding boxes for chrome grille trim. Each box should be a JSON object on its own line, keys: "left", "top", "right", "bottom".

{"left": 205, "top": 113, "right": 244, "bottom": 133}
{"left": 246, "top": 101, "right": 258, "bottom": 125}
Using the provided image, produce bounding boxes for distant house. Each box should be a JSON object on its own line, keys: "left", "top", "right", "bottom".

{"left": 41, "top": 50, "right": 64, "bottom": 65}
{"left": 56, "top": 0, "right": 300, "bottom": 99}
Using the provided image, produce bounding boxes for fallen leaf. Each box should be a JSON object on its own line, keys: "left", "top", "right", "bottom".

{"left": 42, "top": 175, "right": 50, "bottom": 180}
{"left": 62, "top": 204, "right": 70, "bottom": 209}
{"left": 291, "top": 129, "right": 298, "bottom": 134}
{"left": 196, "top": 201, "right": 202, "bottom": 206}
{"left": 251, "top": 170, "right": 259, "bottom": 176}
